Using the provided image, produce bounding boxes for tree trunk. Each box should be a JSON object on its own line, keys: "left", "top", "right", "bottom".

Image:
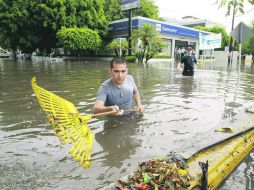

{"left": 141, "top": 45, "right": 147, "bottom": 63}
{"left": 12, "top": 48, "right": 17, "bottom": 61}
{"left": 145, "top": 55, "right": 153, "bottom": 63}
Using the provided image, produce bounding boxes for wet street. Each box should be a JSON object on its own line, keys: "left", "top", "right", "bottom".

{"left": 0, "top": 59, "right": 254, "bottom": 189}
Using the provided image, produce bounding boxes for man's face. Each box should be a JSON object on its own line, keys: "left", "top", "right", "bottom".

{"left": 187, "top": 49, "right": 192, "bottom": 55}
{"left": 110, "top": 63, "right": 128, "bottom": 85}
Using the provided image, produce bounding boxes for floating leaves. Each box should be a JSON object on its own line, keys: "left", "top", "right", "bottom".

{"left": 116, "top": 157, "right": 191, "bottom": 190}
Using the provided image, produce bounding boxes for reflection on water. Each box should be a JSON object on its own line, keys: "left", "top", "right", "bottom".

{"left": 179, "top": 77, "right": 197, "bottom": 98}
{"left": 95, "top": 115, "right": 143, "bottom": 169}
{"left": 0, "top": 59, "right": 254, "bottom": 189}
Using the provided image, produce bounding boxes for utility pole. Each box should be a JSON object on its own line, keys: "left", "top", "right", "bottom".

{"left": 228, "top": 0, "right": 237, "bottom": 64}
{"left": 128, "top": 9, "right": 132, "bottom": 55}
{"left": 120, "top": 0, "right": 140, "bottom": 56}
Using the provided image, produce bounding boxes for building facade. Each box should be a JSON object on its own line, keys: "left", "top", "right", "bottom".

{"left": 109, "top": 16, "right": 215, "bottom": 58}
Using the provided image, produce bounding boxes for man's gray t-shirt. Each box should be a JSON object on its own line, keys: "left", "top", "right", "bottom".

{"left": 96, "top": 75, "right": 138, "bottom": 110}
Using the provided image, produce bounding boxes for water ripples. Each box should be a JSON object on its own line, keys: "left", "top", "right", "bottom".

{"left": 1, "top": 59, "right": 254, "bottom": 189}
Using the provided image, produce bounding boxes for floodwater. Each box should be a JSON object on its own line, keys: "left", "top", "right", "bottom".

{"left": 0, "top": 58, "right": 254, "bottom": 190}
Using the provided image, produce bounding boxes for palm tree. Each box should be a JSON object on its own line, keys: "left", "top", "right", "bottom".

{"left": 215, "top": 0, "right": 254, "bottom": 52}
{"left": 109, "top": 39, "right": 128, "bottom": 57}
{"left": 215, "top": 0, "right": 245, "bottom": 16}
{"left": 131, "top": 23, "right": 165, "bottom": 63}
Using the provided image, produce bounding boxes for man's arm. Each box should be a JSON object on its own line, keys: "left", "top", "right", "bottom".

{"left": 133, "top": 91, "right": 144, "bottom": 113}
{"left": 194, "top": 56, "right": 199, "bottom": 65}
{"left": 93, "top": 99, "right": 124, "bottom": 115}
{"left": 177, "top": 58, "right": 184, "bottom": 69}
{"left": 177, "top": 62, "right": 183, "bottom": 69}
{"left": 93, "top": 85, "right": 123, "bottom": 115}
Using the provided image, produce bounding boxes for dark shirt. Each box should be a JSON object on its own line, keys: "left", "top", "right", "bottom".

{"left": 181, "top": 55, "right": 197, "bottom": 76}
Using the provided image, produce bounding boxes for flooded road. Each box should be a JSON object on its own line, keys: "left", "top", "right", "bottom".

{"left": 0, "top": 59, "right": 254, "bottom": 189}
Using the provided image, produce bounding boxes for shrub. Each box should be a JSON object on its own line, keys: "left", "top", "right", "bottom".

{"left": 124, "top": 55, "right": 136, "bottom": 62}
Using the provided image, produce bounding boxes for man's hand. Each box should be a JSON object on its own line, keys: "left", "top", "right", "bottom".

{"left": 137, "top": 105, "right": 144, "bottom": 113}
{"left": 177, "top": 63, "right": 182, "bottom": 70}
{"left": 110, "top": 105, "right": 124, "bottom": 115}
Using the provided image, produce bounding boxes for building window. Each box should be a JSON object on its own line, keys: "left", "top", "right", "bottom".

{"left": 161, "top": 39, "right": 172, "bottom": 56}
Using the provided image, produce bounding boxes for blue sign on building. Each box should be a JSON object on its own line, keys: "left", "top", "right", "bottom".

{"left": 110, "top": 17, "right": 207, "bottom": 39}
{"left": 159, "top": 23, "right": 199, "bottom": 38}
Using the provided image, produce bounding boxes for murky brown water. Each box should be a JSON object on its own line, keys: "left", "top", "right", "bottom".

{"left": 0, "top": 59, "right": 254, "bottom": 189}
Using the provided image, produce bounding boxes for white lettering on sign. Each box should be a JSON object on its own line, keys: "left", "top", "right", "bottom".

{"left": 161, "top": 26, "right": 177, "bottom": 33}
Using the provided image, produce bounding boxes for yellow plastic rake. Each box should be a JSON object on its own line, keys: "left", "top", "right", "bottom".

{"left": 31, "top": 77, "right": 94, "bottom": 168}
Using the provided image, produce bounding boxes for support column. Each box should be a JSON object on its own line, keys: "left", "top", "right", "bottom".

{"left": 172, "top": 38, "right": 176, "bottom": 59}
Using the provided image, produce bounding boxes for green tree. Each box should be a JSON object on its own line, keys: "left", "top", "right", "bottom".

{"left": 57, "top": 27, "right": 102, "bottom": 56}
{"left": 104, "top": 0, "right": 125, "bottom": 21}
{"left": 134, "top": 0, "right": 160, "bottom": 20}
{"left": 194, "top": 25, "right": 230, "bottom": 50}
{"left": 0, "top": 0, "right": 38, "bottom": 56}
{"left": 109, "top": 39, "right": 128, "bottom": 57}
{"left": 104, "top": 0, "right": 160, "bottom": 22}
{"left": 0, "top": 0, "right": 108, "bottom": 55}
{"left": 131, "top": 23, "right": 166, "bottom": 63}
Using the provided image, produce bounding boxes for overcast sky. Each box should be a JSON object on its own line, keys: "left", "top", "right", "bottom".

{"left": 154, "top": 0, "right": 254, "bottom": 32}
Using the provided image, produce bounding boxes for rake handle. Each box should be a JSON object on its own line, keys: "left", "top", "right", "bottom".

{"left": 92, "top": 109, "right": 138, "bottom": 118}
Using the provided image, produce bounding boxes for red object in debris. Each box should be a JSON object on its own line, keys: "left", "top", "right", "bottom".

{"left": 138, "top": 183, "right": 148, "bottom": 190}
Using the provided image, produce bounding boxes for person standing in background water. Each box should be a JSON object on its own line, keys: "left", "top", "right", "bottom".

{"left": 180, "top": 47, "right": 186, "bottom": 58}
{"left": 178, "top": 47, "right": 199, "bottom": 76}
{"left": 177, "top": 48, "right": 181, "bottom": 60}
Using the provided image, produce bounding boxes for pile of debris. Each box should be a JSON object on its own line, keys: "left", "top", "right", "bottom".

{"left": 115, "top": 156, "right": 191, "bottom": 190}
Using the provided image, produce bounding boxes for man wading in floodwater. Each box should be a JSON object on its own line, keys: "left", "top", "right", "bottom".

{"left": 93, "top": 57, "right": 144, "bottom": 115}
{"left": 178, "top": 47, "right": 199, "bottom": 76}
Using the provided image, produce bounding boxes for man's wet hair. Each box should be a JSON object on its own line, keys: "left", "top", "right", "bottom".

{"left": 110, "top": 57, "right": 128, "bottom": 69}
